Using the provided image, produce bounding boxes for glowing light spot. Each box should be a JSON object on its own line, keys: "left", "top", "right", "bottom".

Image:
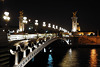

{"left": 44, "top": 48, "right": 46, "bottom": 52}
{"left": 47, "top": 54, "right": 53, "bottom": 67}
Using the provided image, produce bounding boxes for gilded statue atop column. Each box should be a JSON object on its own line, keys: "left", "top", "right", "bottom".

{"left": 73, "top": 11, "right": 77, "bottom": 17}
{"left": 19, "top": 10, "right": 23, "bottom": 17}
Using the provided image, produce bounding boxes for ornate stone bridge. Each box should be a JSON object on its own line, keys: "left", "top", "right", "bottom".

{"left": 10, "top": 37, "right": 69, "bottom": 67}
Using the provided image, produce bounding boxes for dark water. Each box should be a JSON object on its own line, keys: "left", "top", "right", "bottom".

{"left": 25, "top": 47, "right": 100, "bottom": 67}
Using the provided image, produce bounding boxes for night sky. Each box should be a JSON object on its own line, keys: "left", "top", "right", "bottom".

{"left": 0, "top": 0, "right": 100, "bottom": 31}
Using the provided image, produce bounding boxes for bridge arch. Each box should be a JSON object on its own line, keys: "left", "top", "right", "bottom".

{"left": 11, "top": 37, "right": 69, "bottom": 67}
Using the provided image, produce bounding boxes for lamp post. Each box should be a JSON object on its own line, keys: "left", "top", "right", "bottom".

{"left": 52, "top": 24, "right": 55, "bottom": 29}
{"left": 3, "top": 11, "right": 10, "bottom": 32}
{"left": 35, "top": 20, "right": 39, "bottom": 39}
{"left": 56, "top": 25, "right": 58, "bottom": 37}
{"left": 52, "top": 24, "right": 56, "bottom": 37}
{"left": 59, "top": 27, "right": 62, "bottom": 31}
{"left": 48, "top": 23, "right": 51, "bottom": 38}
{"left": 48, "top": 23, "right": 51, "bottom": 28}
{"left": 56, "top": 25, "right": 58, "bottom": 30}
{"left": 23, "top": 17, "right": 28, "bottom": 24}
{"left": 59, "top": 27, "right": 62, "bottom": 37}
{"left": 43, "top": 22, "right": 46, "bottom": 37}
{"left": 43, "top": 22, "right": 46, "bottom": 27}
{"left": 23, "top": 17, "right": 28, "bottom": 32}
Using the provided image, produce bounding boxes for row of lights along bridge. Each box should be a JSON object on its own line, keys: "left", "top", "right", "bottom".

{"left": 2, "top": 11, "right": 69, "bottom": 34}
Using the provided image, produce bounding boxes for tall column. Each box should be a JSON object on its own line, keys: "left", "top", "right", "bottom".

{"left": 19, "top": 11, "right": 24, "bottom": 32}
{"left": 15, "top": 46, "right": 19, "bottom": 65}
{"left": 71, "top": 11, "right": 78, "bottom": 32}
{"left": 23, "top": 50, "right": 26, "bottom": 58}
{"left": 15, "top": 52, "right": 18, "bottom": 65}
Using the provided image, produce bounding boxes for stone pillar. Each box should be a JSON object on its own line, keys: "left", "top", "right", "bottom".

{"left": 71, "top": 11, "right": 78, "bottom": 32}
{"left": 71, "top": 17, "right": 78, "bottom": 32}
{"left": 15, "top": 52, "right": 18, "bottom": 65}
{"left": 23, "top": 50, "right": 26, "bottom": 58}
{"left": 29, "top": 48, "right": 32, "bottom": 52}
{"left": 19, "top": 11, "right": 24, "bottom": 32}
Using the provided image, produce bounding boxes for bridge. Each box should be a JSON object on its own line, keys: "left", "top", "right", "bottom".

{"left": 0, "top": 10, "right": 71, "bottom": 67}
{"left": 10, "top": 36, "right": 70, "bottom": 67}
{"left": 0, "top": 9, "right": 98, "bottom": 67}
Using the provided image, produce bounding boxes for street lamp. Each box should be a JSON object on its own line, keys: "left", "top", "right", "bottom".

{"left": 55, "top": 25, "right": 58, "bottom": 37}
{"left": 35, "top": 20, "right": 39, "bottom": 39}
{"left": 3, "top": 12, "right": 10, "bottom": 20}
{"left": 56, "top": 25, "right": 58, "bottom": 29}
{"left": 35, "top": 20, "right": 38, "bottom": 26}
{"left": 23, "top": 17, "right": 28, "bottom": 24}
{"left": 52, "top": 24, "right": 55, "bottom": 29}
{"left": 61, "top": 28, "right": 64, "bottom": 32}
{"left": 22, "top": 17, "right": 28, "bottom": 32}
{"left": 43, "top": 22, "right": 47, "bottom": 37}
{"left": 59, "top": 27, "right": 62, "bottom": 31}
{"left": 48, "top": 23, "right": 51, "bottom": 36}
{"left": 63, "top": 29, "right": 67, "bottom": 32}
{"left": 52, "top": 24, "right": 56, "bottom": 37}
{"left": 3, "top": 11, "right": 10, "bottom": 32}
{"left": 48, "top": 23, "right": 51, "bottom": 28}
{"left": 58, "top": 27, "right": 62, "bottom": 37}
{"left": 43, "top": 22, "right": 46, "bottom": 27}
{"left": 28, "top": 19, "right": 31, "bottom": 22}
{"left": 52, "top": 24, "right": 55, "bottom": 32}
{"left": 3, "top": 11, "right": 10, "bottom": 22}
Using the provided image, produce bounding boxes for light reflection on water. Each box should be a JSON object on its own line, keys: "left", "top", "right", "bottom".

{"left": 32, "top": 58, "right": 34, "bottom": 62}
{"left": 59, "top": 48, "right": 79, "bottom": 67}
{"left": 25, "top": 48, "right": 100, "bottom": 67}
{"left": 47, "top": 54, "right": 53, "bottom": 67}
{"left": 58, "top": 48, "right": 100, "bottom": 67}
{"left": 89, "top": 49, "right": 98, "bottom": 67}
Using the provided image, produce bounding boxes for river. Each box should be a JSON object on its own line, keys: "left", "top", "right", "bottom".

{"left": 24, "top": 47, "right": 100, "bottom": 67}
